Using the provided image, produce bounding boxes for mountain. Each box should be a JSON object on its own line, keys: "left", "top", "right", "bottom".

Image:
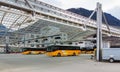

{"left": 0, "top": 24, "right": 7, "bottom": 31}
{"left": 0, "top": 24, "right": 11, "bottom": 36}
{"left": 67, "top": 8, "right": 120, "bottom": 27}
{"left": 0, "top": 24, "right": 7, "bottom": 35}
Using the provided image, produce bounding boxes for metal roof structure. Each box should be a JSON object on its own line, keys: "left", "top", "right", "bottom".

{"left": 0, "top": 0, "right": 95, "bottom": 45}
{"left": 0, "top": 5, "right": 39, "bottom": 44}
{"left": 0, "top": 6, "right": 34, "bottom": 31}
{"left": 18, "top": 19, "right": 96, "bottom": 40}
{"left": 0, "top": 0, "right": 119, "bottom": 45}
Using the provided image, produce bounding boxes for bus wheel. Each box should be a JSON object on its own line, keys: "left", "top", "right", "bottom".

{"left": 28, "top": 52, "right": 31, "bottom": 55}
{"left": 57, "top": 53, "right": 61, "bottom": 57}
{"left": 109, "top": 58, "right": 114, "bottom": 63}
{"left": 73, "top": 53, "right": 76, "bottom": 56}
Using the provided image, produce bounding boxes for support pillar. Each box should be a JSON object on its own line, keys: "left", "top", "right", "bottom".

{"left": 96, "top": 2, "right": 103, "bottom": 61}
{"left": 5, "top": 36, "right": 10, "bottom": 53}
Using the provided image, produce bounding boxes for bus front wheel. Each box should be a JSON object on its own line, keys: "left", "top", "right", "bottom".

{"left": 57, "top": 53, "right": 61, "bottom": 57}
{"left": 73, "top": 53, "right": 76, "bottom": 56}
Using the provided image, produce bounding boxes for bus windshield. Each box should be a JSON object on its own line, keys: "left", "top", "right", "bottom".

{"left": 46, "top": 46, "right": 56, "bottom": 52}
{"left": 21, "top": 48, "right": 28, "bottom": 52}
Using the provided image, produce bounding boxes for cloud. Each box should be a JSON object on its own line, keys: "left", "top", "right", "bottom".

{"left": 107, "top": 6, "right": 120, "bottom": 20}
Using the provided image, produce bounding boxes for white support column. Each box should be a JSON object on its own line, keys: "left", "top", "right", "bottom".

{"left": 24, "top": 34, "right": 25, "bottom": 47}
{"left": 96, "top": 2, "right": 102, "bottom": 61}
{"left": 5, "top": 36, "right": 10, "bottom": 53}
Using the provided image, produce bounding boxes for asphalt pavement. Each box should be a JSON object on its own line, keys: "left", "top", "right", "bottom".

{"left": 0, "top": 54, "right": 120, "bottom": 72}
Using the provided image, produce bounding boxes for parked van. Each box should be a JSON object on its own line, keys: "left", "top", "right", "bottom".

{"left": 102, "top": 48, "right": 120, "bottom": 62}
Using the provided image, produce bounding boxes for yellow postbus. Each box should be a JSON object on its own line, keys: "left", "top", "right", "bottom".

{"left": 21, "top": 47, "right": 46, "bottom": 55}
{"left": 80, "top": 47, "right": 96, "bottom": 54}
{"left": 46, "top": 45, "right": 81, "bottom": 57}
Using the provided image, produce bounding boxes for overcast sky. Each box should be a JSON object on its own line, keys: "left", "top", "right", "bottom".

{"left": 38, "top": 0, "right": 120, "bottom": 20}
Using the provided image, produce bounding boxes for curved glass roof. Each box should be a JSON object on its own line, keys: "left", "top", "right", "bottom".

{"left": 0, "top": 0, "right": 96, "bottom": 45}
{"left": 0, "top": 6, "right": 35, "bottom": 32}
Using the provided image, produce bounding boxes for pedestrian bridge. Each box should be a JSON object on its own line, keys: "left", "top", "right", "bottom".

{"left": 0, "top": 0, "right": 120, "bottom": 43}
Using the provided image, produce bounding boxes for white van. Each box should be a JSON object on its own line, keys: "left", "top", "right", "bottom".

{"left": 102, "top": 48, "right": 120, "bottom": 62}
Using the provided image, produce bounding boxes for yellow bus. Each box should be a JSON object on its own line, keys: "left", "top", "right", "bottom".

{"left": 46, "top": 45, "right": 81, "bottom": 57}
{"left": 80, "top": 47, "right": 96, "bottom": 54}
{"left": 21, "top": 47, "right": 46, "bottom": 55}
